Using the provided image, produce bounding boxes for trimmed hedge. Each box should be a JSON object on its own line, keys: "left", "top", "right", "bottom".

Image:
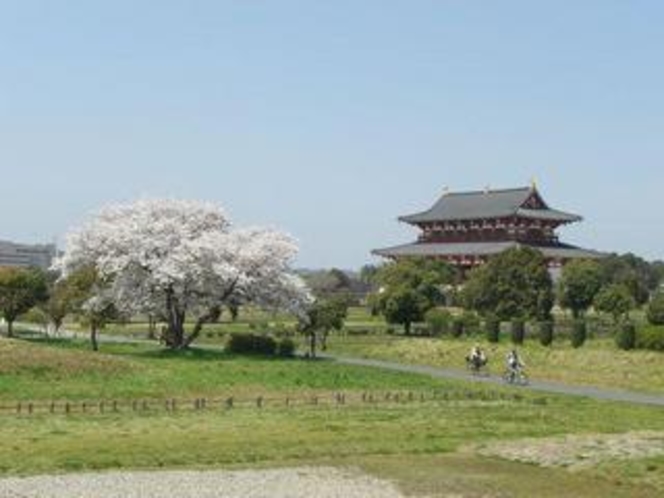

{"left": 615, "top": 322, "right": 636, "bottom": 351}
{"left": 461, "top": 311, "right": 481, "bottom": 335}
{"left": 277, "top": 338, "right": 297, "bottom": 357}
{"left": 510, "top": 319, "right": 525, "bottom": 345}
{"left": 636, "top": 325, "right": 664, "bottom": 351}
{"left": 485, "top": 315, "right": 500, "bottom": 343}
{"left": 451, "top": 318, "right": 464, "bottom": 338}
{"left": 226, "top": 333, "right": 296, "bottom": 356}
{"left": 424, "top": 309, "right": 451, "bottom": 337}
{"left": 571, "top": 320, "right": 587, "bottom": 348}
{"left": 647, "top": 294, "right": 664, "bottom": 325}
{"left": 538, "top": 321, "right": 554, "bottom": 347}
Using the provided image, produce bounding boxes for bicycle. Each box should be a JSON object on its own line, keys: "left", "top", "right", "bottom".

{"left": 465, "top": 355, "right": 490, "bottom": 376}
{"left": 502, "top": 366, "right": 529, "bottom": 386}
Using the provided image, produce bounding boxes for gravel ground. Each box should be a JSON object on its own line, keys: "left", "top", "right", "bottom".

{"left": 0, "top": 467, "right": 406, "bottom": 498}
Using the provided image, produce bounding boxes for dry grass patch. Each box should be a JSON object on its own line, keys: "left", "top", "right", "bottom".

{"left": 0, "top": 340, "right": 138, "bottom": 378}
{"left": 472, "top": 431, "right": 664, "bottom": 469}
{"left": 329, "top": 336, "right": 664, "bottom": 393}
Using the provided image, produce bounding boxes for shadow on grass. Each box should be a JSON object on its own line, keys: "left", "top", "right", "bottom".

{"left": 14, "top": 331, "right": 330, "bottom": 365}
{"left": 127, "top": 346, "right": 322, "bottom": 364}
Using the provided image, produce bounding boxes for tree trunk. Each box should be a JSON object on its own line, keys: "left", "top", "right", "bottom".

{"left": 6, "top": 319, "right": 13, "bottom": 338}
{"left": 321, "top": 329, "right": 328, "bottom": 351}
{"left": 404, "top": 321, "right": 411, "bottom": 336}
{"left": 184, "top": 306, "right": 222, "bottom": 348}
{"left": 309, "top": 331, "right": 317, "bottom": 358}
{"left": 147, "top": 315, "right": 157, "bottom": 340}
{"left": 90, "top": 324, "right": 99, "bottom": 351}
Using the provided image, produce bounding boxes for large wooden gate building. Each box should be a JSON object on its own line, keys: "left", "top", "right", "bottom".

{"left": 372, "top": 185, "right": 603, "bottom": 271}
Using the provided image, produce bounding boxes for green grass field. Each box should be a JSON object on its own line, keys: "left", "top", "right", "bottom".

{"left": 3, "top": 324, "right": 663, "bottom": 496}
{"left": 50, "top": 304, "right": 664, "bottom": 394}
{"left": 0, "top": 338, "right": 448, "bottom": 402}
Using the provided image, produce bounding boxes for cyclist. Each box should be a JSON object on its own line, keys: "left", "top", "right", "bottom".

{"left": 467, "top": 345, "right": 487, "bottom": 372}
{"left": 505, "top": 349, "right": 525, "bottom": 382}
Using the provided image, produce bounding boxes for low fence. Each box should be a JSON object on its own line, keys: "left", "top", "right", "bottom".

{"left": 0, "top": 388, "right": 538, "bottom": 418}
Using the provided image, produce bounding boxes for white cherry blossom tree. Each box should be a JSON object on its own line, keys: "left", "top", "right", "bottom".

{"left": 56, "top": 199, "right": 310, "bottom": 349}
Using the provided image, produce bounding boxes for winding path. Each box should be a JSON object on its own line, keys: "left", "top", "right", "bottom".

{"left": 328, "top": 355, "right": 664, "bottom": 407}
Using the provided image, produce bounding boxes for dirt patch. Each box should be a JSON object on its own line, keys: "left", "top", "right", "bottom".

{"left": 472, "top": 431, "right": 664, "bottom": 469}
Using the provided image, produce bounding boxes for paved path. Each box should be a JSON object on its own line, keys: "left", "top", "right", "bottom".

{"left": 328, "top": 355, "right": 664, "bottom": 408}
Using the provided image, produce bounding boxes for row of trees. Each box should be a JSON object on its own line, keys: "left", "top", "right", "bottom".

{"left": 367, "top": 248, "right": 664, "bottom": 336}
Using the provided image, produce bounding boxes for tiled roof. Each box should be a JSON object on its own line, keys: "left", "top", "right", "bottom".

{"left": 399, "top": 186, "right": 581, "bottom": 224}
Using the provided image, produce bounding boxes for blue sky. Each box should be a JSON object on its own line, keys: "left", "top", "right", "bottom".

{"left": 1, "top": 1, "right": 662, "bottom": 268}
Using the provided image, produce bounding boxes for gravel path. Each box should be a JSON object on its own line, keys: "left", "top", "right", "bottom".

{"left": 0, "top": 467, "right": 405, "bottom": 498}
{"left": 329, "top": 355, "right": 664, "bottom": 407}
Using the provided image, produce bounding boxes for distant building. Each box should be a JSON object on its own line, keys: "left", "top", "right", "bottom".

{"left": 0, "top": 240, "right": 57, "bottom": 270}
{"left": 373, "top": 184, "right": 603, "bottom": 273}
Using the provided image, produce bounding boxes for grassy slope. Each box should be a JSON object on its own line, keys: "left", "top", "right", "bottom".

{"left": 327, "top": 335, "right": 664, "bottom": 394}
{"left": 0, "top": 339, "right": 447, "bottom": 401}
{"left": 2, "top": 337, "right": 663, "bottom": 496}
{"left": 63, "top": 305, "right": 664, "bottom": 394}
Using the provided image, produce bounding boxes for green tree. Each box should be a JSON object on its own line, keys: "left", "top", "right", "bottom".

{"left": 0, "top": 267, "right": 48, "bottom": 337}
{"left": 359, "top": 264, "right": 379, "bottom": 286}
{"left": 300, "top": 297, "right": 349, "bottom": 357}
{"left": 304, "top": 268, "right": 353, "bottom": 299}
{"left": 372, "top": 258, "right": 456, "bottom": 335}
{"left": 646, "top": 293, "right": 664, "bottom": 325}
{"left": 598, "top": 253, "right": 659, "bottom": 306}
{"left": 593, "top": 284, "right": 635, "bottom": 323}
{"left": 557, "top": 259, "right": 603, "bottom": 318}
{"left": 65, "top": 266, "right": 119, "bottom": 351}
{"left": 425, "top": 308, "right": 452, "bottom": 336}
{"left": 43, "top": 274, "right": 86, "bottom": 334}
{"left": 461, "top": 247, "right": 553, "bottom": 321}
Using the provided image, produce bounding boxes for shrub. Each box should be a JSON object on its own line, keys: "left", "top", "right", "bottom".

{"left": 615, "top": 322, "right": 636, "bottom": 350}
{"left": 273, "top": 324, "right": 295, "bottom": 338}
{"left": 510, "top": 319, "right": 525, "bottom": 345}
{"left": 226, "top": 333, "right": 277, "bottom": 356}
{"left": 538, "top": 320, "right": 554, "bottom": 347}
{"left": 451, "top": 318, "right": 464, "bottom": 338}
{"left": 412, "top": 324, "right": 431, "bottom": 336}
{"left": 571, "top": 320, "right": 587, "bottom": 348}
{"left": 485, "top": 314, "right": 500, "bottom": 343}
{"left": 461, "top": 311, "right": 481, "bottom": 335}
{"left": 636, "top": 325, "right": 664, "bottom": 351}
{"left": 424, "top": 309, "right": 451, "bottom": 336}
{"left": 646, "top": 293, "right": 664, "bottom": 325}
{"left": 277, "top": 338, "right": 296, "bottom": 357}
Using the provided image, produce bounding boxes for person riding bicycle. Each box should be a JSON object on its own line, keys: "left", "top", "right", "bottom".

{"left": 506, "top": 349, "right": 524, "bottom": 376}
{"left": 467, "top": 345, "right": 487, "bottom": 372}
